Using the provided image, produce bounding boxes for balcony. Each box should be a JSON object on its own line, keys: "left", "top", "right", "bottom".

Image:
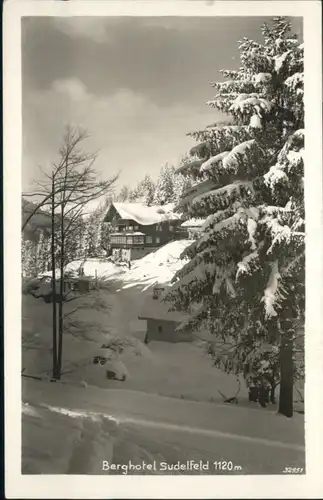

{"left": 110, "top": 232, "right": 145, "bottom": 248}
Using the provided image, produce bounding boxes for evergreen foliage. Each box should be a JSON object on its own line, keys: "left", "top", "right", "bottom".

{"left": 165, "top": 18, "right": 304, "bottom": 414}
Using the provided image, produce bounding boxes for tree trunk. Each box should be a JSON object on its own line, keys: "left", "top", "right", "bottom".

{"left": 278, "top": 329, "right": 294, "bottom": 417}
{"left": 51, "top": 176, "right": 58, "bottom": 379}
{"left": 57, "top": 204, "right": 65, "bottom": 380}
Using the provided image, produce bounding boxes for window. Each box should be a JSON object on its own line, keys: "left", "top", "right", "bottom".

{"left": 158, "top": 325, "right": 163, "bottom": 333}
{"left": 133, "top": 235, "right": 144, "bottom": 245}
{"left": 153, "top": 287, "right": 164, "bottom": 300}
{"left": 146, "top": 236, "right": 153, "bottom": 244}
{"left": 156, "top": 237, "right": 160, "bottom": 244}
{"left": 134, "top": 225, "right": 139, "bottom": 230}
{"left": 111, "top": 235, "right": 126, "bottom": 245}
{"left": 169, "top": 225, "right": 174, "bottom": 232}
{"left": 156, "top": 224, "right": 162, "bottom": 232}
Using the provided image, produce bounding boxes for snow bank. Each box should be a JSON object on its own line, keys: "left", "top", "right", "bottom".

{"left": 65, "top": 258, "right": 126, "bottom": 280}
{"left": 65, "top": 240, "right": 192, "bottom": 292}
{"left": 118, "top": 240, "right": 192, "bottom": 290}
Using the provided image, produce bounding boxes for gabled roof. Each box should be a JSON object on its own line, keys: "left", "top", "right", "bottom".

{"left": 105, "top": 202, "right": 181, "bottom": 226}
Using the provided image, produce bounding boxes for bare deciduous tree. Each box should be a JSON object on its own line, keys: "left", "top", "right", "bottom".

{"left": 23, "top": 126, "right": 118, "bottom": 379}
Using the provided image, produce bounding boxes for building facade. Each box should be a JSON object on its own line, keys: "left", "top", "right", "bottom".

{"left": 104, "top": 202, "right": 185, "bottom": 261}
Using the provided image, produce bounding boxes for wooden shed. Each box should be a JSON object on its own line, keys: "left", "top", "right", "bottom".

{"left": 138, "top": 285, "right": 192, "bottom": 344}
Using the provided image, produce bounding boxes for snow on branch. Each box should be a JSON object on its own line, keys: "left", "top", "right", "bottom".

{"left": 197, "top": 212, "right": 243, "bottom": 250}
{"left": 189, "top": 125, "right": 253, "bottom": 156}
{"left": 222, "top": 139, "right": 267, "bottom": 177}
{"left": 230, "top": 95, "right": 273, "bottom": 116}
{"left": 199, "top": 151, "right": 230, "bottom": 174}
{"left": 261, "top": 260, "right": 287, "bottom": 318}
{"left": 286, "top": 150, "right": 304, "bottom": 169}
{"left": 201, "top": 206, "right": 239, "bottom": 232}
{"left": 247, "top": 217, "right": 258, "bottom": 250}
{"left": 177, "top": 158, "right": 204, "bottom": 177}
{"left": 274, "top": 50, "right": 291, "bottom": 72}
{"left": 280, "top": 252, "right": 304, "bottom": 278}
{"left": 191, "top": 181, "right": 255, "bottom": 216}
{"left": 264, "top": 217, "right": 292, "bottom": 255}
{"left": 264, "top": 164, "right": 289, "bottom": 191}
{"left": 171, "top": 261, "right": 216, "bottom": 292}
{"left": 210, "top": 79, "right": 255, "bottom": 95}
{"left": 236, "top": 250, "right": 260, "bottom": 280}
{"left": 253, "top": 72, "right": 272, "bottom": 85}
{"left": 285, "top": 72, "right": 304, "bottom": 93}
{"left": 189, "top": 141, "right": 212, "bottom": 159}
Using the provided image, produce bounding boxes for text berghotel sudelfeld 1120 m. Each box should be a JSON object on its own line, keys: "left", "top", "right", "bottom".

{"left": 102, "top": 460, "right": 239, "bottom": 474}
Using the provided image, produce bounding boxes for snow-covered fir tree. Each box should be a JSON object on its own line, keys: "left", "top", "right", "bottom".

{"left": 172, "top": 170, "right": 193, "bottom": 205}
{"left": 81, "top": 198, "right": 112, "bottom": 258}
{"left": 166, "top": 17, "right": 304, "bottom": 416}
{"left": 118, "top": 165, "right": 191, "bottom": 207}
{"left": 153, "top": 164, "right": 176, "bottom": 205}
{"left": 21, "top": 237, "right": 34, "bottom": 277}
{"left": 129, "top": 175, "right": 156, "bottom": 205}
{"left": 22, "top": 230, "right": 51, "bottom": 277}
{"left": 36, "top": 231, "right": 50, "bottom": 272}
{"left": 116, "top": 185, "right": 131, "bottom": 202}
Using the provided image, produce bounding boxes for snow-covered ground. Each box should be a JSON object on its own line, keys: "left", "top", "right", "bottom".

{"left": 22, "top": 400, "right": 117, "bottom": 474}
{"left": 22, "top": 378, "right": 305, "bottom": 475}
{"left": 23, "top": 238, "right": 304, "bottom": 403}
{"left": 22, "top": 287, "right": 246, "bottom": 401}
{"left": 64, "top": 239, "right": 192, "bottom": 290}
{"left": 22, "top": 239, "right": 305, "bottom": 475}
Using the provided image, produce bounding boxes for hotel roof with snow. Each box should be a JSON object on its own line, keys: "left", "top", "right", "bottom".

{"left": 104, "top": 202, "right": 181, "bottom": 226}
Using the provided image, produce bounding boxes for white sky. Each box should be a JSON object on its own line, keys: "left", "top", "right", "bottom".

{"left": 22, "top": 16, "right": 302, "bottom": 194}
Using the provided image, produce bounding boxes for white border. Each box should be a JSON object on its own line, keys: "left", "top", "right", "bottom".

{"left": 3, "top": 1, "right": 323, "bottom": 498}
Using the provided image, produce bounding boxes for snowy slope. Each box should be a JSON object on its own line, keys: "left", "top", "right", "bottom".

{"left": 65, "top": 239, "right": 192, "bottom": 290}
{"left": 22, "top": 378, "right": 305, "bottom": 475}
{"left": 119, "top": 239, "right": 192, "bottom": 290}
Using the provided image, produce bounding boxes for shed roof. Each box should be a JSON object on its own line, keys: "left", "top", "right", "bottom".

{"left": 180, "top": 218, "right": 206, "bottom": 228}
{"left": 138, "top": 290, "right": 188, "bottom": 323}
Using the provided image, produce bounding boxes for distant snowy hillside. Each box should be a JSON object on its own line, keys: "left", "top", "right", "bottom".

{"left": 22, "top": 198, "right": 52, "bottom": 240}
{"left": 65, "top": 239, "right": 192, "bottom": 290}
